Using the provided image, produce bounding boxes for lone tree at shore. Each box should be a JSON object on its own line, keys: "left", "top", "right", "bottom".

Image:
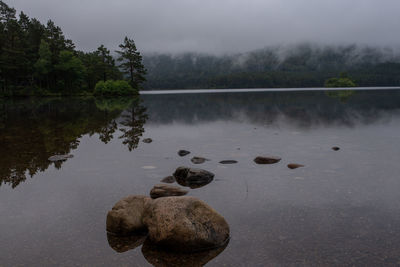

{"left": 116, "top": 37, "right": 146, "bottom": 89}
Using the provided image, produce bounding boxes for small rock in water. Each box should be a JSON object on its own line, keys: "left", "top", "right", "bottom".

{"left": 178, "top": 150, "right": 191, "bottom": 157}
{"left": 161, "top": 176, "right": 175, "bottom": 183}
{"left": 219, "top": 160, "right": 238, "bottom": 164}
{"left": 173, "top": 166, "right": 214, "bottom": 189}
{"left": 287, "top": 163, "right": 305, "bottom": 169}
{"left": 191, "top": 156, "right": 210, "bottom": 164}
{"left": 143, "top": 138, "right": 153, "bottom": 143}
{"left": 254, "top": 156, "right": 281, "bottom": 164}
{"left": 332, "top": 146, "right": 340, "bottom": 151}
{"left": 48, "top": 154, "right": 73, "bottom": 162}
{"left": 150, "top": 184, "right": 189, "bottom": 199}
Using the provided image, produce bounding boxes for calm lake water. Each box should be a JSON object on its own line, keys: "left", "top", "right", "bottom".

{"left": 1, "top": 89, "right": 400, "bottom": 266}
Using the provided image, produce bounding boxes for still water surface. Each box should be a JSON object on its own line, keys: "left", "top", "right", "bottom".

{"left": 1, "top": 89, "right": 400, "bottom": 266}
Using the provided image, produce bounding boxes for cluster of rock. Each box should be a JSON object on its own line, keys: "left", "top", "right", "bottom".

{"left": 106, "top": 166, "right": 229, "bottom": 253}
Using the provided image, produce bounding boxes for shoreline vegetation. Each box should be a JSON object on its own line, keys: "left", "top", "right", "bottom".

{"left": 0, "top": 1, "right": 145, "bottom": 97}
{"left": 1, "top": 1, "right": 400, "bottom": 97}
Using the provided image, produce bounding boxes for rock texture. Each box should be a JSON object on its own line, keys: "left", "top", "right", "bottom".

{"left": 254, "top": 156, "right": 281, "bottom": 164}
{"left": 150, "top": 184, "right": 188, "bottom": 199}
{"left": 178, "top": 150, "right": 191, "bottom": 157}
{"left": 142, "top": 196, "right": 230, "bottom": 252}
{"left": 48, "top": 154, "right": 73, "bottom": 162}
{"left": 106, "top": 195, "right": 151, "bottom": 235}
{"left": 287, "top": 163, "right": 304, "bottom": 169}
{"left": 160, "top": 176, "right": 175, "bottom": 183}
{"left": 173, "top": 166, "right": 214, "bottom": 189}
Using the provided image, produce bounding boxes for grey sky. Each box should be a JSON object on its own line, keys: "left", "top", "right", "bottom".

{"left": 10, "top": 0, "right": 400, "bottom": 54}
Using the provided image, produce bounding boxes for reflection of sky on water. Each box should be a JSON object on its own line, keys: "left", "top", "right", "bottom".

{"left": 1, "top": 90, "right": 400, "bottom": 265}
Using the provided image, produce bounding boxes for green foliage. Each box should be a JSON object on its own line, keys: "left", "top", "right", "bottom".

{"left": 0, "top": 1, "right": 145, "bottom": 96}
{"left": 116, "top": 37, "right": 146, "bottom": 88}
{"left": 325, "top": 73, "right": 357, "bottom": 88}
{"left": 94, "top": 80, "right": 137, "bottom": 96}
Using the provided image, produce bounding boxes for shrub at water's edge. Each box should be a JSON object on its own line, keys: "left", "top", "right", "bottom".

{"left": 94, "top": 80, "right": 138, "bottom": 96}
{"left": 324, "top": 73, "right": 357, "bottom": 88}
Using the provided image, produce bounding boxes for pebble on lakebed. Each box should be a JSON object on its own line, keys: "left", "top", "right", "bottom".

{"left": 178, "top": 150, "right": 191, "bottom": 157}
{"left": 142, "top": 138, "right": 153, "bottom": 143}
{"left": 254, "top": 156, "right": 281, "bottom": 164}
{"left": 219, "top": 160, "right": 238, "bottom": 164}
{"left": 287, "top": 163, "right": 304, "bottom": 169}
{"left": 191, "top": 156, "right": 210, "bottom": 164}
{"left": 332, "top": 146, "right": 340, "bottom": 151}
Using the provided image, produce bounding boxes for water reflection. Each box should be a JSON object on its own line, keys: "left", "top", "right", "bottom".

{"left": 142, "top": 89, "right": 400, "bottom": 127}
{"left": 107, "top": 232, "right": 229, "bottom": 267}
{"left": 0, "top": 97, "right": 147, "bottom": 188}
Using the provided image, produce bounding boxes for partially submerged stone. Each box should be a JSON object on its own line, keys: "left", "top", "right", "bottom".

{"left": 178, "top": 150, "right": 191, "bottom": 157}
{"left": 142, "top": 237, "right": 228, "bottom": 267}
{"left": 219, "top": 160, "right": 238, "bottom": 164}
{"left": 106, "top": 195, "right": 151, "bottom": 235}
{"left": 142, "top": 138, "right": 153, "bottom": 143}
{"left": 287, "top": 163, "right": 305, "bottom": 169}
{"left": 173, "top": 166, "right": 214, "bottom": 189}
{"left": 150, "top": 184, "right": 188, "bottom": 199}
{"left": 191, "top": 156, "right": 210, "bottom": 164}
{"left": 254, "top": 156, "right": 281, "bottom": 164}
{"left": 160, "top": 175, "right": 175, "bottom": 183}
{"left": 48, "top": 154, "right": 73, "bottom": 162}
{"left": 332, "top": 146, "right": 340, "bottom": 151}
{"left": 142, "top": 196, "right": 230, "bottom": 252}
{"left": 107, "top": 232, "right": 147, "bottom": 253}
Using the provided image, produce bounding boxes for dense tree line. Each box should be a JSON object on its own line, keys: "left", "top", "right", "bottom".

{"left": 0, "top": 1, "right": 145, "bottom": 96}
{"left": 142, "top": 45, "right": 400, "bottom": 89}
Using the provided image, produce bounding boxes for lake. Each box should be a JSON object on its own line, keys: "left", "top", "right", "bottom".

{"left": 1, "top": 89, "right": 400, "bottom": 266}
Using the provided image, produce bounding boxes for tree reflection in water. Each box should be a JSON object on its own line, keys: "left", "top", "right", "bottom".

{"left": 0, "top": 97, "right": 147, "bottom": 188}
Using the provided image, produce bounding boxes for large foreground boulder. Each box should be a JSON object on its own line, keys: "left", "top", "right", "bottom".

{"left": 106, "top": 195, "right": 151, "bottom": 235}
{"left": 173, "top": 166, "right": 214, "bottom": 189}
{"left": 142, "top": 196, "right": 230, "bottom": 252}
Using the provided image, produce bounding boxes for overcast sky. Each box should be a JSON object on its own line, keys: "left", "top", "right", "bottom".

{"left": 10, "top": 0, "right": 400, "bottom": 54}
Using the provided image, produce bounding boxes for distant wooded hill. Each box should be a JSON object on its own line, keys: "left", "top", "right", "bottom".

{"left": 142, "top": 45, "right": 400, "bottom": 89}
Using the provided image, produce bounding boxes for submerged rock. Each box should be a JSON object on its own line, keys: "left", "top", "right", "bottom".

{"left": 142, "top": 138, "right": 153, "bottom": 143}
{"left": 160, "top": 176, "right": 175, "bottom": 183}
{"left": 142, "top": 238, "right": 228, "bottom": 267}
{"left": 191, "top": 156, "right": 210, "bottom": 164}
{"left": 48, "top": 154, "right": 73, "bottom": 162}
{"left": 107, "top": 232, "right": 147, "bottom": 253}
{"left": 178, "top": 150, "right": 191, "bottom": 157}
{"left": 173, "top": 166, "right": 214, "bottom": 189}
{"left": 254, "top": 156, "right": 281, "bottom": 164}
{"left": 219, "top": 160, "right": 238, "bottom": 164}
{"left": 332, "top": 146, "right": 340, "bottom": 151}
{"left": 287, "top": 163, "right": 305, "bottom": 169}
{"left": 150, "top": 184, "right": 188, "bottom": 199}
{"left": 106, "top": 195, "right": 151, "bottom": 235}
{"left": 142, "top": 196, "right": 230, "bottom": 252}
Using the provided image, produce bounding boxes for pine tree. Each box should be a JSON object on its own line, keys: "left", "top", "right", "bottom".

{"left": 116, "top": 37, "right": 146, "bottom": 88}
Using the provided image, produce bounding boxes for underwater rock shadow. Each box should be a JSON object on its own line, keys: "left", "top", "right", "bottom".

{"left": 107, "top": 232, "right": 229, "bottom": 266}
